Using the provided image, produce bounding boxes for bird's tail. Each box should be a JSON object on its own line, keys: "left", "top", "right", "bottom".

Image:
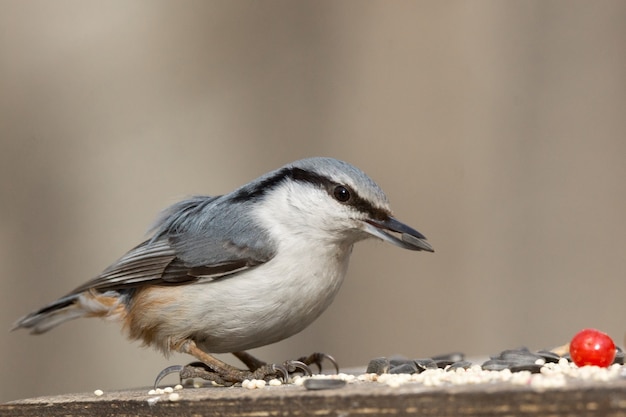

{"left": 12, "top": 290, "right": 126, "bottom": 334}
{"left": 11, "top": 294, "right": 88, "bottom": 334}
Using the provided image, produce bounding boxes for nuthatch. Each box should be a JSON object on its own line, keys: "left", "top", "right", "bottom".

{"left": 13, "top": 157, "right": 433, "bottom": 385}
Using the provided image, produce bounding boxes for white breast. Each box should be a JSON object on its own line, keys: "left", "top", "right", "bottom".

{"left": 177, "top": 237, "right": 353, "bottom": 353}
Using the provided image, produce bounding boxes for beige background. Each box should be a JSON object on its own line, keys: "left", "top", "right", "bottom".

{"left": 1, "top": 0, "right": 625, "bottom": 403}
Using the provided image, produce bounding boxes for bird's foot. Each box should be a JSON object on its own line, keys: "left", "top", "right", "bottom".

{"left": 155, "top": 341, "right": 339, "bottom": 388}
{"left": 234, "top": 350, "right": 339, "bottom": 374}
{"left": 153, "top": 359, "right": 312, "bottom": 389}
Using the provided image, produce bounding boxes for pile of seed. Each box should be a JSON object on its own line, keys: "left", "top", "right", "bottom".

{"left": 366, "top": 347, "right": 624, "bottom": 375}
{"left": 359, "top": 347, "right": 625, "bottom": 389}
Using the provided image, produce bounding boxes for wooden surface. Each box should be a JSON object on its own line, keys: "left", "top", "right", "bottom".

{"left": 4, "top": 376, "right": 626, "bottom": 417}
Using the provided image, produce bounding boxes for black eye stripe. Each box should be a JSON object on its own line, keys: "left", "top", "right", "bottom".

{"left": 231, "top": 167, "right": 389, "bottom": 221}
{"left": 323, "top": 182, "right": 388, "bottom": 222}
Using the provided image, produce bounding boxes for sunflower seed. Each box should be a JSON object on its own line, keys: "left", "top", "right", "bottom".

{"left": 414, "top": 358, "right": 439, "bottom": 371}
{"left": 446, "top": 361, "right": 473, "bottom": 371}
{"left": 303, "top": 378, "right": 347, "bottom": 390}
{"left": 366, "top": 357, "right": 390, "bottom": 375}
{"left": 481, "top": 359, "right": 511, "bottom": 371}
{"left": 493, "top": 348, "right": 542, "bottom": 364}
{"left": 509, "top": 364, "right": 543, "bottom": 373}
{"left": 389, "top": 363, "right": 418, "bottom": 374}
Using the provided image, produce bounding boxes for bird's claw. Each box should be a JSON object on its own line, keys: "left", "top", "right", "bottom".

{"left": 270, "top": 363, "right": 289, "bottom": 382}
{"left": 297, "top": 352, "right": 339, "bottom": 374}
{"left": 153, "top": 365, "right": 185, "bottom": 389}
{"left": 282, "top": 360, "right": 312, "bottom": 378}
{"left": 154, "top": 362, "right": 231, "bottom": 388}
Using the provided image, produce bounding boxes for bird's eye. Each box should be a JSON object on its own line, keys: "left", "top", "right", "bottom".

{"left": 333, "top": 185, "right": 351, "bottom": 202}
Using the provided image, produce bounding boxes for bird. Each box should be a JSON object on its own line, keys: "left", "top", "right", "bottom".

{"left": 12, "top": 157, "right": 433, "bottom": 386}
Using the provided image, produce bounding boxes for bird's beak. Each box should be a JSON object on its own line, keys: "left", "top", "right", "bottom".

{"left": 363, "top": 217, "right": 434, "bottom": 252}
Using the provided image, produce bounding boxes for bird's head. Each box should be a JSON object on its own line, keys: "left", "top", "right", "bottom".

{"left": 241, "top": 157, "right": 433, "bottom": 252}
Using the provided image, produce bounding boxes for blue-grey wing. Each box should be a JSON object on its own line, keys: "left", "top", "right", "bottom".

{"left": 69, "top": 195, "right": 275, "bottom": 295}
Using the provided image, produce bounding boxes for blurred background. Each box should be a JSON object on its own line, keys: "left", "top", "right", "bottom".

{"left": 1, "top": 0, "right": 625, "bottom": 403}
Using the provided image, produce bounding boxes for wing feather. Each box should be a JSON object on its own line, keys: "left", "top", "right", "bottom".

{"left": 67, "top": 195, "right": 276, "bottom": 295}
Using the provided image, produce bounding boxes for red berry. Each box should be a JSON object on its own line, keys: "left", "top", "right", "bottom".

{"left": 569, "top": 328, "right": 616, "bottom": 367}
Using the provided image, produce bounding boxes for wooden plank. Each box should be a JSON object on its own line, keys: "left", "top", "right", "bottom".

{"left": 3, "top": 377, "right": 626, "bottom": 417}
